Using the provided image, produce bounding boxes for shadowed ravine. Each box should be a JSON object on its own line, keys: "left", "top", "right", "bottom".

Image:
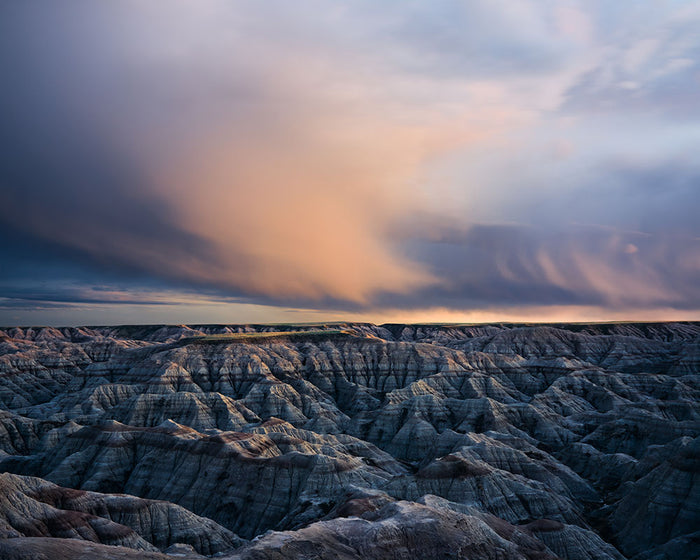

{"left": 0, "top": 323, "right": 698, "bottom": 559}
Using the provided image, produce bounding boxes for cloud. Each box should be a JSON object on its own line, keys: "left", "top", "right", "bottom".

{"left": 388, "top": 221, "right": 700, "bottom": 311}
{"left": 354, "top": 0, "right": 586, "bottom": 78}
{"left": 562, "top": 2, "right": 700, "bottom": 117}
{"left": 0, "top": 0, "right": 527, "bottom": 306}
{"left": 0, "top": 1, "right": 698, "bottom": 323}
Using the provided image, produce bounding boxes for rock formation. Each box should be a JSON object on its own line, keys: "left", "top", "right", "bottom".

{"left": 0, "top": 322, "right": 697, "bottom": 559}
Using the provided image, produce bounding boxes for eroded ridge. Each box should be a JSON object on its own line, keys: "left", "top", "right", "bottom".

{"left": 0, "top": 322, "right": 698, "bottom": 559}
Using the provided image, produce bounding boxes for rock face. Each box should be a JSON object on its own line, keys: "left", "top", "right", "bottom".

{"left": 0, "top": 322, "right": 698, "bottom": 559}
{"left": 0, "top": 472, "right": 241, "bottom": 555}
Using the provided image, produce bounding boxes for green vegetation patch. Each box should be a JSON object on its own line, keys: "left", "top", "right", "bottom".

{"left": 182, "top": 329, "right": 352, "bottom": 345}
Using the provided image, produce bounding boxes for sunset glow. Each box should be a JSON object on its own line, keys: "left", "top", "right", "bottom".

{"left": 1, "top": 1, "right": 698, "bottom": 325}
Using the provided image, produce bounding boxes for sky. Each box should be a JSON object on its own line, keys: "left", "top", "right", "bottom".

{"left": 1, "top": 0, "right": 699, "bottom": 326}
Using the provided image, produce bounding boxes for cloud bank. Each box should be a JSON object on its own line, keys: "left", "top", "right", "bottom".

{"left": 1, "top": 0, "right": 698, "bottom": 324}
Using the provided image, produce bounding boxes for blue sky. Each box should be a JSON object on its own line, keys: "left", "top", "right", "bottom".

{"left": 1, "top": 1, "right": 699, "bottom": 325}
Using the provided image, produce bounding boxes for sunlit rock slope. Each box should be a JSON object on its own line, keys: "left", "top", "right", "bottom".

{"left": 0, "top": 322, "right": 698, "bottom": 559}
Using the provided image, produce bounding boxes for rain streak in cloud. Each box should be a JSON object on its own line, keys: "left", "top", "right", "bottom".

{"left": 1, "top": 0, "right": 699, "bottom": 324}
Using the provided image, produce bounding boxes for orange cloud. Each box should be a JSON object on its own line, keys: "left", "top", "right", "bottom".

{"left": 151, "top": 61, "right": 523, "bottom": 304}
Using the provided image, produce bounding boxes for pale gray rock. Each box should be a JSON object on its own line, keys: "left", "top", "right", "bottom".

{"left": 0, "top": 322, "right": 698, "bottom": 558}
{"left": 0, "top": 472, "right": 242, "bottom": 554}
{"left": 608, "top": 436, "right": 700, "bottom": 557}
{"left": 631, "top": 531, "right": 700, "bottom": 560}
{"left": 4, "top": 419, "right": 405, "bottom": 539}
{"left": 526, "top": 519, "right": 626, "bottom": 560}
{"left": 385, "top": 451, "right": 586, "bottom": 526}
{"left": 0, "top": 537, "right": 177, "bottom": 560}
{"left": 0, "top": 473, "right": 155, "bottom": 551}
{"left": 224, "top": 500, "right": 559, "bottom": 560}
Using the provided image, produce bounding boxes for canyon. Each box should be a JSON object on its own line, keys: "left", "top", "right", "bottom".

{"left": 0, "top": 322, "right": 697, "bottom": 559}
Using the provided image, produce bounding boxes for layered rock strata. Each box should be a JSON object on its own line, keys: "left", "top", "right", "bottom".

{"left": 0, "top": 322, "right": 698, "bottom": 559}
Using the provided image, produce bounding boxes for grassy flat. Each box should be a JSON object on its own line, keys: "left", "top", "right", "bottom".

{"left": 183, "top": 329, "right": 351, "bottom": 344}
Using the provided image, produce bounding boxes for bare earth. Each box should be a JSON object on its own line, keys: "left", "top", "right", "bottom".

{"left": 0, "top": 322, "right": 698, "bottom": 559}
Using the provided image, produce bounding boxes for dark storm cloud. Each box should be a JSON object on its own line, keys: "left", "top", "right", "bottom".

{"left": 384, "top": 222, "right": 700, "bottom": 311}
{"left": 577, "top": 161, "right": 700, "bottom": 236}
{"left": 0, "top": 1, "right": 445, "bottom": 305}
{"left": 384, "top": 158, "right": 700, "bottom": 313}
{"left": 506, "top": 159, "right": 700, "bottom": 237}
{"left": 0, "top": 135, "right": 220, "bottom": 280}
{"left": 0, "top": 1, "right": 698, "bottom": 322}
{"left": 0, "top": 2, "right": 225, "bottom": 288}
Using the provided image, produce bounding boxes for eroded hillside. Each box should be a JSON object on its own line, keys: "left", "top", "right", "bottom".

{"left": 0, "top": 322, "right": 698, "bottom": 559}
